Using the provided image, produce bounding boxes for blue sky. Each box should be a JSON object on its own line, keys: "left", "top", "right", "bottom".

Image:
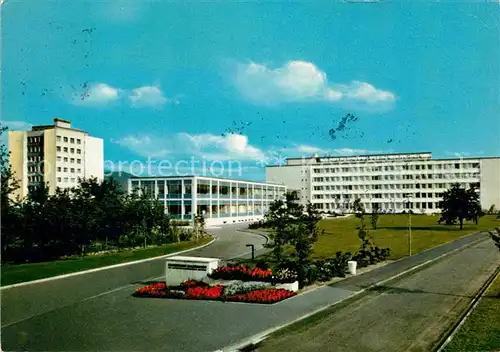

{"left": 2, "top": 1, "right": 499, "bottom": 180}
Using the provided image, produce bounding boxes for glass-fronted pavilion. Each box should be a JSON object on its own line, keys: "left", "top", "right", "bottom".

{"left": 129, "top": 176, "right": 287, "bottom": 226}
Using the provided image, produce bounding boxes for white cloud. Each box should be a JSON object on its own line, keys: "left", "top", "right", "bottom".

{"left": 112, "top": 135, "right": 170, "bottom": 158}
{"left": 129, "top": 86, "right": 168, "bottom": 108}
{"left": 113, "top": 132, "right": 265, "bottom": 162}
{"left": 71, "top": 83, "right": 175, "bottom": 108}
{"left": 234, "top": 60, "right": 396, "bottom": 110}
{"left": 73, "top": 83, "right": 120, "bottom": 106}
{"left": 337, "top": 81, "right": 396, "bottom": 104}
{"left": 178, "top": 132, "right": 265, "bottom": 161}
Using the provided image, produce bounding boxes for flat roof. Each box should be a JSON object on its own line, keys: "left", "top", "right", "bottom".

{"left": 130, "top": 175, "right": 286, "bottom": 186}
{"left": 166, "top": 256, "right": 220, "bottom": 262}
{"left": 272, "top": 152, "right": 499, "bottom": 165}
{"left": 286, "top": 151, "right": 433, "bottom": 160}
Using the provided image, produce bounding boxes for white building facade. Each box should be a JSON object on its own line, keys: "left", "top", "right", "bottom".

{"left": 8, "top": 118, "right": 104, "bottom": 198}
{"left": 129, "top": 176, "right": 287, "bottom": 226}
{"left": 267, "top": 152, "right": 500, "bottom": 214}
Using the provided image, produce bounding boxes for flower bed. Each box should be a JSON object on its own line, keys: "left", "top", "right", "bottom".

{"left": 133, "top": 280, "right": 296, "bottom": 304}
{"left": 208, "top": 264, "right": 298, "bottom": 284}
{"left": 208, "top": 264, "right": 273, "bottom": 282}
{"left": 227, "top": 288, "right": 295, "bottom": 304}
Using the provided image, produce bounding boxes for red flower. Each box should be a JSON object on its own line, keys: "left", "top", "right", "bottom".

{"left": 186, "top": 285, "right": 224, "bottom": 299}
{"left": 228, "top": 288, "right": 295, "bottom": 304}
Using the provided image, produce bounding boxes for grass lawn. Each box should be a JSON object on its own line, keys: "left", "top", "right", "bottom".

{"left": 1, "top": 238, "right": 212, "bottom": 287}
{"left": 443, "top": 273, "right": 500, "bottom": 352}
{"left": 313, "top": 214, "right": 500, "bottom": 260}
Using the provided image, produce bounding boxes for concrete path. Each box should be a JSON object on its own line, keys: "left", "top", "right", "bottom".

{"left": 1, "top": 231, "right": 496, "bottom": 352}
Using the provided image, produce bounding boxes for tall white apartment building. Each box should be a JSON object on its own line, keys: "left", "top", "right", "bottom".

{"left": 267, "top": 152, "right": 500, "bottom": 214}
{"left": 8, "top": 118, "right": 104, "bottom": 199}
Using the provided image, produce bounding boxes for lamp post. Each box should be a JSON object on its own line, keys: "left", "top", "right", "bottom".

{"left": 406, "top": 194, "right": 413, "bottom": 256}
{"left": 246, "top": 244, "right": 255, "bottom": 260}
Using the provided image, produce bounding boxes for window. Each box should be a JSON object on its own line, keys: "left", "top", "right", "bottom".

{"left": 64, "top": 167, "right": 68, "bottom": 172}
{"left": 64, "top": 147, "right": 68, "bottom": 152}
{"left": 64, "top": 137, "right": 68, "bottom": 142}
{"left": 77, "top": 149, "right": 81, "bottom": 154}
{"left": 71, "top": 178, "right": 75, "bottom": 183}
{"left": 57, "top": 167, "right": 61, "bottom": 172}
{"left": 70, "top": 138, "right": 75, "bottom": 144}
{"left": 427, "top": 165, "right": 433, "bottom": 170}
{"left": 455, "top": 163, "right": 460, "bottom": 169}
{"left": 70, "top": 148, "right": 74, "bottom": 153}
{"left": 70, "top": 158, "right": 74, "bottom": 163}
{"left": 77, "top": 159, "right": 81, "bottom": 164}
{"left": 57, "top": 156, "right": 62, "bottom": 161}
{"left": 71, "top": 168, "right": 75, "bottom": 173}
{"left": 57, "top": 177, "right": 61, "bottom": 182}
{"left": 63, "top": 177, "right": 68, "bottom": 182}
{"left": 56, "top": 136, "right": 61, "bottom": 142}
{"left": 64, "top": 157, "right": 68, "bottom": 162}
{"left": 77, "top": 168, "right": 81, "bottom": 173}
{"left": 77, "top": 139, "right": 81, "bottom": 144}
{"left": 57, "top": 146, "right": 61, "bottom": 152}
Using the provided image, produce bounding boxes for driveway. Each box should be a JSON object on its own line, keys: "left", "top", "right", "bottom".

{"left": 1, "top": 224, "right": 265, "bottom": 331}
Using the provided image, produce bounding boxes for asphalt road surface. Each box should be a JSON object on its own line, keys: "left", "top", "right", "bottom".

{"left": 0, "top": 225, "right": 266, "bottom": 345}
{"left": 255, "top": 239, "right": 500, "bottom": 352}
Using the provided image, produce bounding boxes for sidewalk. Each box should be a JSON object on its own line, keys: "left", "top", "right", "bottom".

{"left": 219, "top": 231, "right": 489, "bottom": 352}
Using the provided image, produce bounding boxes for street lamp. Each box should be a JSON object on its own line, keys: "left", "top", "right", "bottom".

{"left": 406, "top": 194, "right": 413, "bottom": 256}
{"left": 246, "top": 244, "right": 255, "bottom": 260}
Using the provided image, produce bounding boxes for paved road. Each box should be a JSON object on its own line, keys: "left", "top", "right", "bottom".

{"left": 2, "top": 230, "right": 495, "bottom": 352}
{"left": 1, "top": 225, "right": 266, "bottom": 330}
{"left": 256, "top": 238, "right": 500, "bottom": 352}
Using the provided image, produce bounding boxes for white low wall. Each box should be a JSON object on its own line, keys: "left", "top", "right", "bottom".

{"left": 205, "top": 215, "right": 265, "bottom": 226}
{"left": 165, "top": 256, "right": 220, "bottom": 285}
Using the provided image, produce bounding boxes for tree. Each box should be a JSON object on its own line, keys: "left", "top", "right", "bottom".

{"left": 264, "top": 199, "right": 291, "bottom": 262}
{"left": 194, "top": 214, "right": 205, "bottom": 242}
{"left": 292, "top": 203, "right": 322, "bottom": 287}
{"left": 0, "top": 123, "right": 21, "bottom": 262}
{"left": 353, "top": 198, "right": 365, "bottom": 228}
{"left": 439, "top": 183, "right": 482, "bottom": 230}
{"left": 466, "top": 187, "right": 483, "bottom": 225}
{"left": 371, "top": 203, "right": 380, "bottom": 230}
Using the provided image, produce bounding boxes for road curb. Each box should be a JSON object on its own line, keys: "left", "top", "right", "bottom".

{"left": 236, "top": 228, "right": 270, "bottom": 244}
{"left": 0, "top": 236, "right": 217, "bottom": 291}
{"left": 435, "top": 267, "right": 500, "bottom": 352}
{"left": 218, "top": 234, "right": 489, "bottom": 352}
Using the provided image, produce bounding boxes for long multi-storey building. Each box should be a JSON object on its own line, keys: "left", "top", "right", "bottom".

{"left": 266, "top": 152, "right": 500, "bottom": 214}
{"left": 129, "top": 175, "right": 287, "bottom": 226}
{"left": 8, "top": 118, "right": 104, "bottom": 199}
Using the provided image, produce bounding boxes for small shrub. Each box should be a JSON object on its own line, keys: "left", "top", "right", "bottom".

{"left": 306, "top": 264, "right": 318, "bottom": 284}
{"left": 255, "top": 261, "right": 269, "bottom": 270}
{"left": 274, "top": 268, "right": 298, "bottom": 283}
{"left": 223, "top": 281, "right": 271, "bottom": 296}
